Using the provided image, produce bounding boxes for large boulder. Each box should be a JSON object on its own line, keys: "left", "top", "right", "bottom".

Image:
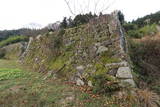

{"left": 116, "top": 67, "right": 136, "bottom": 87}
{"left": 1, "top": 42, "right": 27, "bottom": 59}
{"left": 96, "top": 46, "right": 108, "bottom": 55}
{"left": 116, "top": 67, "right": 133, "bottom": 79}
{"left": 76, "top": 78, "right": 84, "bottom": 86}
{"left": 120, "top": 79, "right": 136, "bottom": 88}
{"left": 106, "top": 61, "right": 128, "bottom": 68}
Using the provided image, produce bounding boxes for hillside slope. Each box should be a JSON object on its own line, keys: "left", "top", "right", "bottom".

{"left": 0, "top": 11, "right": 160, "bottom": 106}
{"left": 129, "top": 33, "right": 160, "bottom": 94}
{"left": 0, "top": 59, "right": 111, "bottom": 107}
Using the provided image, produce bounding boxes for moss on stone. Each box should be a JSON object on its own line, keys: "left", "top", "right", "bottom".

{"left": 100, "top": 51, "right": 120, "bottom": 64}
{"left": 22, "top": 15, "right": 124, "bottom": 89}
{"left": 95, "top": 63, "right": 108, "bottom": 75}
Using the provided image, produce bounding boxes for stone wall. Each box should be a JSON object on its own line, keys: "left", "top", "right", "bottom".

{"left": 1, "top": 42, "right": 27, "bottom": 60}
{"left": 22, "top": 11, "right": 136, "bottom": 87}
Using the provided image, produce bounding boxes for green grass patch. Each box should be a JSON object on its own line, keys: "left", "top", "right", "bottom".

{"left": 0, "top": 68, "right": 26, "bottom": 81}
{"left": 0, "top": 35, "right": 28, "bottom": 48}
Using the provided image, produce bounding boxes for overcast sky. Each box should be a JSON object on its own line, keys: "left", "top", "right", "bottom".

{"left": 0, "top": 0, "right": 159, "bottom": 30}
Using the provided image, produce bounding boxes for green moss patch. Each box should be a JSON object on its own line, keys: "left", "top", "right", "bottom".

{"left": 0, "top": 68, "right": 27, "bottom": 81}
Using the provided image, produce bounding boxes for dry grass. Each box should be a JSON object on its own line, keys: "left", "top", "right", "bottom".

{"left": 1, "top": 59, "right": 159, "bottom": 107}
{"left": 129, "top": 32, "right": 160, "bottom": 95}
{"left": 136, "top": 89, "right": 160, "bottom": 107}
{"left": 133, "top": 33, "right": 160, "bottom": 43}
{"left": 0, "top": 59, "right": 119, "bottom": 107}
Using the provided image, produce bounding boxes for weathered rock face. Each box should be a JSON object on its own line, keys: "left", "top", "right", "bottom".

{"left": 116, "top": 67, "right": 136, "bottom": 87}
{"left": 96, "top": 46, "right": 109, "bottom": 55}
{"left": 116, "top": 67, "right": 133, "bottom": 79}
{"left": 0, "top": 42, "right": 27, "bottom": 60}
{"left": 19, "top": 37, "right": 34, "bottom": 60}
{"left": 22, "top": 11, "right": 135, "bottom": 87}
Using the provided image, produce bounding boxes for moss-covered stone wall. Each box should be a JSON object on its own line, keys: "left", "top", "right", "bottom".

{"left": 22, "top": 11, "right": 135, "bottom": 89}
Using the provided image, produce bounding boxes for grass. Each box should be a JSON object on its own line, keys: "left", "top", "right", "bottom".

{"left": 126, "top": 24, "right": 158, "bottom": 38}
{"left": 0, "top": 35, "right": 28, "bottom": 48}
{"left": 128, "top": 33, "right": 160, "bottom": 95}
{"left": 0, "top": 59, "right": 144, "bottom": 107}
{"left": 0, "top": 59, "right": 122, "bottom": 107}
{"left": 139, "top": 24, "right": 157, "bottom": 35}
{"left": 0, "top": 68, "right": 26, "bottom": 81}
{"left": 0, "top": 59, "right": 21, "bottom": 69}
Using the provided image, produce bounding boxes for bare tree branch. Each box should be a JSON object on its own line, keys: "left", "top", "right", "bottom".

{"left": 64, "top": 0, "right": 76, "bottom": 16}
{"left": 100, "top": 0, "right": 117, "bottom": 13}
{"left": 64, "top": 0, "right": 117, "bottom": 16}
{"left": 94, "top": 0, "right": 99, "bottom": 14}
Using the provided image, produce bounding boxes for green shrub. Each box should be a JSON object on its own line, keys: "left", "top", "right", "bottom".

{"left": 0, "top": 49, "right": 5, "bottom": 58}
{"left": 0, "top": 35, "right": 28, "bottom": 48}
{"left": 92, "top": 74, "right": 120, "bottom": 94}
{"left": 127, "top": 30, "right": 143, "bottom": 38}
{"left": 127, "top": 24, "right": 158, "bottom": 38}
{"left": 123, "top": 23, "right": 138, "bottom": 32}
{"left": 152, "top": 85, "right": 160, "bottom": 94}
{"left": 128, "top": 36, "right": 160, "bottom": 95}
{"left": 53, "top": 29, "right": 65, "bottom": 49}
{"left": 139, "top": 24, "right": 157, "bottom": 35}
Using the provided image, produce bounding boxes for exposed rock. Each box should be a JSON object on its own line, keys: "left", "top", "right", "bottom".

{"left": 20, "top": 37, "right": 33, "bottom": 60}
{"left": 76, "top": 78, "right": 84, "bottom": 86}
{"left": 76, "top": 65, "right": 84, "bottom": 72}
{"left": 102, "top": 40, "right": 112, "bottom": 46}
{"left": 101, "top": 38, "right": 119, "bottom": 47}
{"left": 88, "top": 81, "right": 93, "bottom": 87}
{"left": 106, "top": 61, "right": 128, "bottom": 68}
{"left": 156, "top": 25, "right": 160, "bottom": 32}
{"left": 76, "top": 65, "right": 85, "bottom": 78}
{"left": 2, "top": 42, "right": 27, "bottom": 60}
{"left": 107, "top": 69, "right": 117, "bottom": 76}
{"left": 120, "top": 79, "right": 136, "bottom": 88}
{"left": 49, "top": 32, "right": 54, "bottom": 35}
{"left": 59, "top": 92, "right": 75, "bottom": 107}
{"left": 96, "top": 46, "right": 108, "bottom": 54}
{"left": 116, "top": 67, "right": 133, "bottom": 79}
{"left": 43, "top": 70, "right": 57, "bottom": 80}
{"left": 88, "top": 46, "right": 97, "bottom": 58}
{"left": 86, "top": 64, "right": 93, "bottom": 68}
{"left": 116, "top": 67, "right": 136, "bottom": 87}
{"left": 120, "top": 61, "right": 128, "bottom": 66}
{"left": 95, "top": 42, "right": 101, "bottom": 47}
{"left": 36, "top": 35, "right": 42, "bottom": 40}
{"left": 22, "top": 11, "right": 136, "bottom": 89}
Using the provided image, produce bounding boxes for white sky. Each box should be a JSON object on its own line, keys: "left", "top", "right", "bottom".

{"left": 0, "top": 0, "right": 159, "bottom": 30}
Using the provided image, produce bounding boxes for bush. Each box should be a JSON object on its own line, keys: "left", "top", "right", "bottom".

{"left": 136, "top": 89, "right": 160, "bottom": 107}
{"left": 128, "top": 35, "right": 160, "bottom": 98}
{"left": 127, "top": 24, "right": 158, "bottom": 38}
{"left": 123, "top": 23, "right": 138, "bottom": 32}
{"left": 118, "top": 11, "right": 125, "bottom": 25}
{"left": 111, "top": 89, "right": 160, "bottom": 107}
{"left": 53, "top": 29, "right": 65, "bottom": 49}
{"left": 127, "top": 30, "right": 143, "bottom": 38}
{"left": 92, "top": 74, "right": 120, "bottom": 94}
{"left": 0, "top": 35, "right": 28, "bottom": 48}
{"left": 0, "top": 49, "right": 5, "bottom": 58}
{"left": 139, "top": 24, "right": 157, "bottom": 36}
